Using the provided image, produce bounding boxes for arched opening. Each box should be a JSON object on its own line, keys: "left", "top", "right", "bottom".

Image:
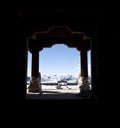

{"left": 26, "top": 51, "right": 32, "bottom": 91}
{"left": 39, "top": 44, "right": 80, "bottom": 93}
{"left": 87, "top": 50, "right": 91, "bottom": 78}
{"left": 27, "top": 51, "right": 32, "bottom": 77}
{"left": 87, "top": 50, "right": 91, "bottom": 89}
{"left": 26, "top": 26, "right": 92, "bottom": 99}
{"left": 26, "top": 45, "right": 92, "bottom": 96}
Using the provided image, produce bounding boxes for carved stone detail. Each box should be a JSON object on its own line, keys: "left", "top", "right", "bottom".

{"left": 28, "top": 76, "right": 41, "bottom": 93}
{"left": 78, "top": 77, "right": 90, "bottom": 89}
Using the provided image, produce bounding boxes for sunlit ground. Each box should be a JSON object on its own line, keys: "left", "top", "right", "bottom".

{"left": 26, "top": 84, "right": 80, "bottom": 94}
{"left": 26, "top": 84, "right": 92, "bottom": 99}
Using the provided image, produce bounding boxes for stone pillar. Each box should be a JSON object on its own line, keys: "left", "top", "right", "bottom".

{"left": 28, "top": 50, "right": 41, "bottom": 93}
{"left": 79, "top": 50, "right": 90, "bottom": 96}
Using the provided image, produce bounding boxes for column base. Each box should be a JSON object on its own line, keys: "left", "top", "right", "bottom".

{"left": 78, "top": 77, "right": 91, "bottom": 97}
{"left": 28, "top": 77, "right": 41, "bottom": 93}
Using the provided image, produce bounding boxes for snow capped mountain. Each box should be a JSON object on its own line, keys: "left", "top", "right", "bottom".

{"left": 41, "top": 75, "right": 58, "bottom": 83}
{"left": 41, "top": 74, "right": 78, "bottom": 83}
{"left": 57, "top": 75, "right": 78, "bottom": 83}
{"left": 27, "top": 74, "right": 78, "bottom": 83}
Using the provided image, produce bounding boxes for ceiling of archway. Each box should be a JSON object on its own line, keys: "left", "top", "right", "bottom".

{"left": 28, "top": 26, "right": 92, "bottom": 52}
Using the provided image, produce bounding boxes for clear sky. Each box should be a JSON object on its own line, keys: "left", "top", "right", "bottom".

{"left": 27, "top": 44, "right": 91, "bottom": 77}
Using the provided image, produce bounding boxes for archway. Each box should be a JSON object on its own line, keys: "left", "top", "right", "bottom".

{"left": 39, "top": 44, "right": 80, "bottom": 92}
{"left": 27, "top": 26, "right": 92, "bottom": 96}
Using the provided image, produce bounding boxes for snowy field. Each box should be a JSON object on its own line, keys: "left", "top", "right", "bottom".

{"left": 26, "top": 84, "right": 80, "bottom": 94}
{"left": 26, "top": 75, "right": 91, "bottom": 99}
{"left": 26, "top": 84, "right": 92, "bottom": 99}
{"left": 26, "top": 84, "right": 82, "bottom": 99}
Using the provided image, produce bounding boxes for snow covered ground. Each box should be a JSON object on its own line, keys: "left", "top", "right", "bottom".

{"left": 26, "top": 84, "right": 80, "bottom": 94}
{"left": 26, "top": 75, "right": 91, "bottom": 95}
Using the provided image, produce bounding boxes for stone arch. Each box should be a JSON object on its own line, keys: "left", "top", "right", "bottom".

{"left": 27, "top": 26, "right": 92, "bottom": 94}
{"left": 48, "top": 26, "right": 72, "bottom": 35}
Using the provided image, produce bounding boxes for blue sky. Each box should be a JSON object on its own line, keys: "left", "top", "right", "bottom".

{"left": 27, "top": 44, "right": 91, "bottom": 77}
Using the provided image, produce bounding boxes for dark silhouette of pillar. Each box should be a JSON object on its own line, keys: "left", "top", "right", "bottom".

{"left": 80, "top": 50, "right": 88, "bottom": 77}
{"left": 79, "top": 50, "right": 90, "bottom": 96}
{"left": 28, "top": 50, "right": 41, "bottom": 92}
{"left": 31, "top": 50, "right": 39, "bottom": 77}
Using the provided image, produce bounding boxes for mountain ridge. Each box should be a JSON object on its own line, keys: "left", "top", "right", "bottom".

{"left": 27, "top": 74, "right": 91, "bottom": 83}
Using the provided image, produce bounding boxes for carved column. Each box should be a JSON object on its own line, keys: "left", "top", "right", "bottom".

{"left": 28, "top": 50, "right": 41, "bottom": 93}
{"left": 79, "top": 50, "right": 90, "bottom": 95}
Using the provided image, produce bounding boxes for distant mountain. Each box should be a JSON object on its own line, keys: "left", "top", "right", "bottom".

{"left": 27, "top": 75, "right": 91, "bottom": 83}
{"left": 27, "top": 75, "right": 78, "bottom": 83}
